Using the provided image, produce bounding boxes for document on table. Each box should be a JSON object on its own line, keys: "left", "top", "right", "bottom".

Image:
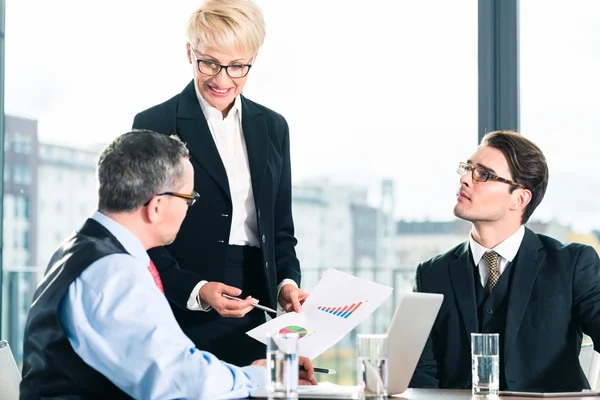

{"left": 251, "top": 382, "right": 360, "bottom": 399}
{"left": 246, "top": 268, "right": 393, "bottom": 359}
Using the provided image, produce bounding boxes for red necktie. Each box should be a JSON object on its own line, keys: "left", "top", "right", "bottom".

{"left": 147, "top": 260, "right": 165, "bottom": 294}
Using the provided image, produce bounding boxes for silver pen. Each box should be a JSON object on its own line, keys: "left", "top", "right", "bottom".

{"left": 222, "top": 293, "right": 278, "bottom": 314}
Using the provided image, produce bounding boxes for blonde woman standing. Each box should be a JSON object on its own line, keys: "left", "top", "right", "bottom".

{"left": 133, "top": 0, "right": 306, "bottom": 366}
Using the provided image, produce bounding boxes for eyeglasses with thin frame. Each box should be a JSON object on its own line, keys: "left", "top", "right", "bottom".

{"left": 457, "top": 162, "right": 525, "bottom": 189}
{"left": 143, "top": 191, "right": 200, "bottom": 207}
{"left": 190, "top": 46, "right": 252, "bottom": 78}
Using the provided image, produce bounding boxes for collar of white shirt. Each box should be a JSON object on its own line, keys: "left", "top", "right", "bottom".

{"left": 195, "top": 85, "right": 243, "bottom": 124}
{"left": 91, "top": 210, "right": 150, "bottom": 266}
{"left": 469, "top": 224, "right": 525, "bottom": 266}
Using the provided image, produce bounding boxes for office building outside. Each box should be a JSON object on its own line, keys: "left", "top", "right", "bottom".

{"left": 2, "top": 115, "right": 100, "bottom": 364}
{"left": 36, "top": 143, "right": 98, "bottom": 266}
{"left": 1, "top": 115, "right": 38, "bottom": 362}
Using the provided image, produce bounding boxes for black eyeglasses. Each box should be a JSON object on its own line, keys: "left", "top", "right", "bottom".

{"left": 195, "top": 58, "right": 252, "bottom": 78}
{"left": 190, "top": 47, "right": 252, "bottom": 78}
{"left": 144, "top": 191, "right": 200, "bottom": 207}
{"left": 457, "top": 162, "right": 525, "bottom": 189}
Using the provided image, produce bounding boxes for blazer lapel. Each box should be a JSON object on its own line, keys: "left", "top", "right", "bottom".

{"left": 175, "top": 81, "right": 230, "bottom": 198}
{"left": 450, "top": 242, "right": 479, "bottom": 338}
{"left": 240, "top": 96, "right": 267, "bottom": 201}
{"left": 504, "top": 228, "right": 546, "bottom": 364}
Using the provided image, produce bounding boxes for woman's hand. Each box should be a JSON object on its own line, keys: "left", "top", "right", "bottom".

{"left": 199, "top": 282, "right": 256, "bottom": 317}
{"left": 278, "top": 284, "right": 309, "bottom": 313}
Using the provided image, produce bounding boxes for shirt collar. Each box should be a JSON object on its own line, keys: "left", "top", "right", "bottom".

{"left": 469, "top": 225, "right": 525, "bottom": 266}
{"left": 195, "top": 84, "right": 242, "bottom": 124}
{"left": 91, "top": 211, "right": 150, "bottom": 267}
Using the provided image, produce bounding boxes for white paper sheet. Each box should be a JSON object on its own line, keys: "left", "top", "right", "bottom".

{"left": 251, "top": 382, "right": 360, "bottom": 399}
{"left": 247, "top": 268, "right": 393, "bottom": 359}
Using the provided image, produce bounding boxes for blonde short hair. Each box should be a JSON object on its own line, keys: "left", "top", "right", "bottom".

{"left": 187, "top": 0, "right": 266, "bottom": 56}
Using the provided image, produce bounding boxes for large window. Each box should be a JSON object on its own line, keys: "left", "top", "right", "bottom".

{"left": 520, "top": 0, "right": 600, "bottom": 239}
{"left": 3, "top": 0, "right": 476, "bottom": 381}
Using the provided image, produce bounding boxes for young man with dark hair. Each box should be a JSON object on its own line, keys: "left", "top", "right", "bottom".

{"left": 410, "top": 130, "right": 600, "bottom": 392}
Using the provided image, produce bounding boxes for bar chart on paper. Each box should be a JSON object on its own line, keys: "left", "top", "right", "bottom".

{"left": 246, "top": 268, "right": 393, "bottom": 359}
{"left": 317, "top": 301, "right": 364, "bottom": 318}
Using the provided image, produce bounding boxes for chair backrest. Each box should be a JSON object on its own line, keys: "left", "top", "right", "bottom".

{"left": 0, "top": 340, "right": 21, "bottom": 400}
{"left": 579, "top": 343, "right": 600, "bottom": 390}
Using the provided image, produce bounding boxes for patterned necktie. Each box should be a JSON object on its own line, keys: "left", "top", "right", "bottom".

{"left": 147, "top": 260, "right": 165, "bottom": 294}
{"left": 482, "top": 251, "right": 500, "bottom": 294}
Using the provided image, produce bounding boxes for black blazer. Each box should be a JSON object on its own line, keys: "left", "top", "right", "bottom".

{"left": 409, "top": 228, "right": 600, "bottom": 392}
{"left": 132, "top": 81, "right": 301, "bottom": 314}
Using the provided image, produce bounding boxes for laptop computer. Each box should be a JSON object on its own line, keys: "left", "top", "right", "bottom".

{"left": 386, "top": 292, "right": 443, "bottom": 396}
{"left": 0, "top": 340, "right": 21, "bottom": 400}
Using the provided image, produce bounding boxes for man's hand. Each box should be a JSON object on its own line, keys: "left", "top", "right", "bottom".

{"left": 278, "top": 284, "right": 309, "bottom": 313}
{"left": 199, "top": 282, "right": 255, "bottom": 318}
{"left": 250, "top": 357, "right": 318, "bottom": 386}
{"left": 251, "top": 359, "right": 267, "bottom": 368}
{"left": 298, "top": 356, "right": 318, "bottom": 385}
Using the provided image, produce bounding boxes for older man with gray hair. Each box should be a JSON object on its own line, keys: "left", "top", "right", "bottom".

{"left": 20, "top": 130, "right": 316, "bottom": 400}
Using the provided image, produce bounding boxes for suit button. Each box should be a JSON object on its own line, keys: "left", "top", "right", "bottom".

{"left": 220, "top": 213, "right": 229, "bottom": 217}
{"left": 262, "top": 235, "right": 266, "bottom": 243}
{"left": 265, "top": 262, "right": 269, "bottom": 270}
{"left": 486, "top": 308, "right": 493, "bottom": 315}
{"left": 258, "top": 209, "right": 261, "bottom": 218}
{"left": 217, "top": 240, "right": 225, "bottom": 243}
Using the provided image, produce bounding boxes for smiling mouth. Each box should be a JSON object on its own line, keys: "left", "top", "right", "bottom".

{"left": 209, "top": 86, "right": 231, "bottom": 95}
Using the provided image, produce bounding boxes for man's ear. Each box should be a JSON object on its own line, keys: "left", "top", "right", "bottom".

{"left": 510, "top": 188, "right": 532, "bottom": 213}
{"left": 144, "top": 196, "right": 163, "bottom": 223}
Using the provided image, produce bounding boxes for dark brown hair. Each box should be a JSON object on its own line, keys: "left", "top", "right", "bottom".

{"left": 480, "top": 130, "right": 549, "bottom": 224}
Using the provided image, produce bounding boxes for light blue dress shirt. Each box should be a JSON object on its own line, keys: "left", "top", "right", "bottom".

{"left": 58, "top": 211, "right": 266, "bottom": 399}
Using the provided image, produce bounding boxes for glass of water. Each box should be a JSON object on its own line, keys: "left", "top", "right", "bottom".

{"left": 357, "top": 333, "right": 388, "bottom": 399}
{"left": 471, "top": 333, "right": 500, "bottom": 396}
{"left": 267, "top": 332, "right": 299, "bottom": 399}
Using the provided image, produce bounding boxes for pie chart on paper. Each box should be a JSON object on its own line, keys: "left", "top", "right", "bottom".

{"left": 279, "top": 325, "right": 308, "bottom": 338}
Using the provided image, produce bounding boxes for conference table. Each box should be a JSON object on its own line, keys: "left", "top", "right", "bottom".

{"left": 254, "top": 389, "right": 600, "bottom": 399}
{"left": 390, "top": 389, "right": 600, "bottom": 399}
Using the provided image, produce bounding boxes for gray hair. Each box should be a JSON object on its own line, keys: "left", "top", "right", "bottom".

{"left": 97, "top": 130, "right": 190, "bottom": 213}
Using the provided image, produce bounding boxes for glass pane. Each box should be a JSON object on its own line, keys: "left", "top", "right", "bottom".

{"left": 246, "top": 0, "right": 476, "bottom": 383}
{"left": 521, "top": 1, "right": 600, "bottom": 236}
{"left": 3, "top": 0, "right": 476, "bottom": 384}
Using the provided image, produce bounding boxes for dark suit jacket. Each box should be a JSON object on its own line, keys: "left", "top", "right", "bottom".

{"left": 132, "top": 80, "right": 301, "bottom": 318}
{"left": 409, "top": 227, "right": 600, "bottom": 392}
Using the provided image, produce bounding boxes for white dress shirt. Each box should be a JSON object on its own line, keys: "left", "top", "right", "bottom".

{"left": 186, "top": 91, "right": 297, "bottom": 312}
{"left": 470, "top": 225, "right": 526, "bottom": 287}
{"left": 58, "top": 211, "right": 266, "bottom": 400}
{"left": 198, "top": 91, "right": 258, "bottom": 247}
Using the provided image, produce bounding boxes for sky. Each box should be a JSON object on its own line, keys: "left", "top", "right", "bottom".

{"left": 4, "top": 0, "right": 600, "bottom": 231}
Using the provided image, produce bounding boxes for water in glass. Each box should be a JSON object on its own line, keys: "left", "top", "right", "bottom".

{"left": 358, "top": 356, "right": 388, "bottom": 398}
{"left": 268, "top": 349, "right": 298, "bottom": 399}
{"left": 472, "top": 353, "right": 499, "bottom": 395}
